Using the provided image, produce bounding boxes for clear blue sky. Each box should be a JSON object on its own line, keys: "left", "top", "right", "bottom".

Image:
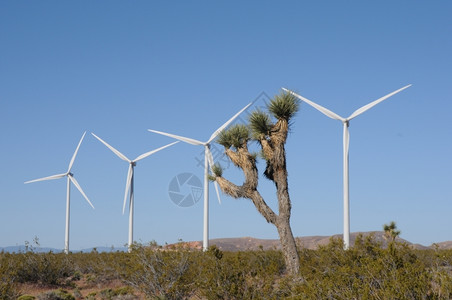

{"left": 1, "top": 1, "right": 451, "bottom": 250}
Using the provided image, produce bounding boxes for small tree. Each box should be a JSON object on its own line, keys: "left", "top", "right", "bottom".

{"left": 383, "top": 221, "right": 401, "bottom": 243}
{"left": 211, "top": 91, "right": 300, "bottom": 275}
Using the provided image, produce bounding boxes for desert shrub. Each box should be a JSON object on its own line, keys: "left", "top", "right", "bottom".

{"left": 111, "top": 295, "right": 139, "bottom": 300}
{"left": 37, "top": 289, "right": 75, "bottom": 300}
{"left": 430, "top": 266, "right": 452, "bottom": 299}
{"left": 196, "top": 246, "right": 286, "bottom": 299}
{"left": 70, "top": 251, "right": 126, "bottom": 284}
{"left": 17, "top": 295, "right": 36, "bottom": 300}
{"left": 99, "top": 288, "right": 116, "bottom": 299}
{"left": 97, "top": 287, "right": 135, "bottom": 300}
{"left": 72, "top": 288, "right": 82, "bottom": 299}
{"left": 0, "top": 252, "right": 20, "bottom": 299}
{"left": 0, "top": 279, "right": 20, "bottom": 300}
{"left": 3, "top": 237, "right": 452, "bottom": 298}
{"left": 15, "top": 252, "right": 75, "bottom": 286}
{"left": 122, "top": 243, "right": 194, "bottom": 300}
{"left": 290, "top": 235, "right": 433, "bottom": 299}
{"left": 420, "top": 248, "right": 452, "bottom": 298}
{"left": 197, "top": 247, "right": 248, "bottom": 299}
{"left": 114, "top": 286, "right": 135, "bottom": 296}
{"left": 85, "top": 292, "right": 97, "bottom": 300}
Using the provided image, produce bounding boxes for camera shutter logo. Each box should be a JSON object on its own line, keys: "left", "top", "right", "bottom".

{"left": 168, "top": 173, "right": 203, "bottom": 207}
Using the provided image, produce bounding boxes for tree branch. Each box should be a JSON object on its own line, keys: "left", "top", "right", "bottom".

{"left": 215, "top": 146, "right": 277, "bottom": 225}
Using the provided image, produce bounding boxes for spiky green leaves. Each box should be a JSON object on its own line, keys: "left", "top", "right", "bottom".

{"left": 248, "top": 91, "right": 298, "bottom": 141}
{"left": 249, "top": 110, "right": 272, "bottom": 140}
{"left": 217, "top": 124, "right": 250, "bottom": 149}
{"left": 208, "top": 164, "right": 222, "bottom": 181}
{"left": 211, "top": 163, "right": 223, "bottom": 178}
{"left": 268, "top": 91, "right": 299, "bottom": 121}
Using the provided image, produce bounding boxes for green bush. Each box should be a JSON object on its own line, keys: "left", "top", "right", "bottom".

{"left": 123, "top": 243, "right": 193, "bottom": 300}
{"left": 1, "top": 237, "right": 452, "bottom": 299}
{"left": 14, "top": 252, "right": 75, "bottom": 285}
{"left": 97, "top": 287, "right": 135, "bottom": 300}
{"left": 196, "top": 246, "right": 286, "bottom": 299}
{"left": 289, "top": 235, "right": 448, "bottom": 299}
{"left": 0, "top": 252, "right": 20, "bottom": 299}
{"left": 17, "top": 295, "right": 36, "bottom": 300}
{"left": 37, "top": 289, "right": 75, "bottom": 300}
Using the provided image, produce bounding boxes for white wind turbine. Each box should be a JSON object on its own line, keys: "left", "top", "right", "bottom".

{"left": 91, "top": 133, "right": 178, "bottom": 252}
{"left": 283, "top": 85, "right": 411, "bottom": 249}
{"left": 25, "top": 131, "right": 94, "bottom": 254}
{"left": 149, "top": 102, "right": 252, "bottom": 251}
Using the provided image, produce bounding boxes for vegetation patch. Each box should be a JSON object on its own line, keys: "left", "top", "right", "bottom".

{"left": 2, "top": 235, "right": 452, "bottom": 299}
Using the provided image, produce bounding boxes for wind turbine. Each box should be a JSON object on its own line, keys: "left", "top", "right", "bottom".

{"left": 91, "top": 133, "right": 178, "bottom": 252}
{"left": 283, "top": 85, "right": 411, "bottom": 249}
{"left": 25, "top": 131, "right": 94, "bottom": 254}
{"left": 149, "top": 102, "right": 252, "bottom": 251}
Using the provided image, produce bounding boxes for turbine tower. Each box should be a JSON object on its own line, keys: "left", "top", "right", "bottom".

{"left": 283, "top": 85, "right": 411, "bottom": 249}
{"left": 91, "top": 133, "right": 178, "bottom": 252}
{"left": 149, "top": 102, "right": 252, "bottom": 251}
{"left": 25, "top": 131, "right": 94, "bottom": 254}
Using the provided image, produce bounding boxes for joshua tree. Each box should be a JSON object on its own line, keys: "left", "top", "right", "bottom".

{"left": 211, "top": 91, "right": 300, "bottom": 275}
{"left": 383, "top": 221, "right": 401, "bottom": 242}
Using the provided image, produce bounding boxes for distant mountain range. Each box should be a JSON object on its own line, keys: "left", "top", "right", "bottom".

{"left": 170, "top": 231, "right": 452, "bottom": 251}
{"left": 2, "top": 232, "right": 451, "bottom": 253}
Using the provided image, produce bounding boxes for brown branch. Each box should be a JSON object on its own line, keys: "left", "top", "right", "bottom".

{"left": 249, "top": 190, "right": 277, "bottom": 224}
{"left": 215, "top": 146, "right": 277, "bottom": 225}
{"left": 271, "top": 119, "right": 289, "bottom": 145}
{"left": 260, "top": 138, "right": 273, "bottom": 160}
{"left": 216, "top": 177, "right": 277, "bottom": 225}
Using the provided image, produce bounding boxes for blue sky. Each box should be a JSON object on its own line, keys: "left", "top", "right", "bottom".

{"left": 1, "top": 1, "right": 451, "bottom": 250}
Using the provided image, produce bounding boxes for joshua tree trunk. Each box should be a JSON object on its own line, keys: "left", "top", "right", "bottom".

{"left": 276, "top": 216, "right": 299, "bottom": 275}
{"left": 213, "top": 92, "right": 301, "bottom": 276}
{"left": 217, "top": 173, "right": 300, "bottom": 275}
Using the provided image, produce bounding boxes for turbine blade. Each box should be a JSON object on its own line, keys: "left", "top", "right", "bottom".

{"left": 123, "top": 164, "right": 133, "bottom": 215}
{"left": 148, "top": 129, "right": 203, "bottom": 146}
{"left": 91, "top": 133, "right": 131, "bottom": 163}
{"left": 25, "top": 173, "right": 67, "bottom": 184}
{"left": 206, "top": 147, "right": 221, "bottom": 204}
{"left": 213, "top": 181, "right": 221, "bottom": 205}
{"left": 207, "top": 102, "right": 252, "bottom": 143}
{"left": 68, "top": 132, "right": 86, "bottom": 173}
{"left": 69, "top": 175, "right": 95, "bottom": 209}
{"left": 133, "top": 141, "right": 179, "bottom": 162}
{"left": 205, "top": 146, "right": 215, "bottom": 171}
{"left": 347, "top": 84, "right": 412, "bottom": 121}
{"left": 282, "top": 88, "right": 345, "bottom": 121}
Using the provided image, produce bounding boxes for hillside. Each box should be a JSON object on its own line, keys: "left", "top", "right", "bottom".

{"left": 173, "top": 232, "right": 451, "bottom": 251}
{"left": 3, "top": 232, "right": 450, "bottom": 253}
